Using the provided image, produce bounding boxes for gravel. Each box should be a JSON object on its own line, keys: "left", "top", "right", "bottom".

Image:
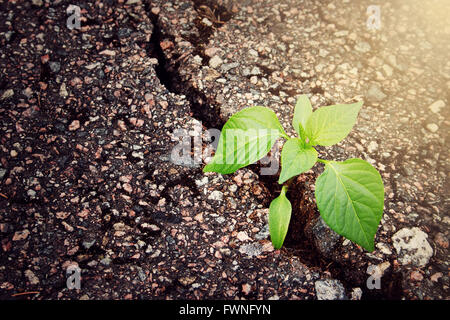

{"left": 392, "top": 227, "right": 434, "bottom": 267}
{"left": 314, "top": 279, "right": 347, "bottom": 300}
{"left": 366, "top": 83, "right": 387, "bottom": 102}
{"left": 428, "top": 100, "right": 445, "bottom": 113}
{"left": 209, "top": 55, "right": 223, "bottom": 69}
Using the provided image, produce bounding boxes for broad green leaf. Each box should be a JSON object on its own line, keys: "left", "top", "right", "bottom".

{"left": 292, "top": 95, "right": 312, "bottom": 139}
{"left": 305, "top": 101, "right": 363, "bottom": 146}
{"left": 269, "top": 186, "right": 292, "bottom": 249}
{"left": 278, "top": 138, "right": 317, "bottom": 184}
{"left": 203, "top": 106, "right": 287, "bottom": 174}
{"left": 315, "top": 158, "right": 384, "bottom": 251}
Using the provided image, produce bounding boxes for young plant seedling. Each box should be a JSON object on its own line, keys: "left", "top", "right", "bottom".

{"left": 203, "top": 95, "right": 384, "bottom": 251}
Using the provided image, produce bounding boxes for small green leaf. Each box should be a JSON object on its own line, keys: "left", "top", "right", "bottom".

{"left": 305, "top": 101, "right": 363, "bottom": 146}
{"left": 315, "top": 158, "right": 384, "bottom": 251}
{"left": 292, "top": 95, "right": 312, "bottom": 139}
{"left": 269, "top": 186, "right": 292, "bottom": 249}
{"left": 278, "top": 138, "right": 317, "bottom": 184}
{"left": 203, "top": 106, "right": 287, "bottom": 174}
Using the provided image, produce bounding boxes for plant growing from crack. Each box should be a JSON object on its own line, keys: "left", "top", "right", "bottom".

{"left": 203, "top": 95, "right": 384, "bottom": 251}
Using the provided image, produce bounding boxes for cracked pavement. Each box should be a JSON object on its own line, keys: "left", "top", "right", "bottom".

{"left": 0, "top": 0, "right": 448, "bottom": 300}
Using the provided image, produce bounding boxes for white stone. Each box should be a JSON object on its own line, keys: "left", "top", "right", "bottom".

{"left": 367, "top": 141, "right": 378, "bottom": 153}
{"left": 59, "top": 83, "right": 68, "bottom": 97}
{"left": 382, "top": 64, "right": 393, "bottom": 77}
{"left": 239, "top": 243, "right": 263, "bottom": 257}
{"left": 392, "top": 227, "right": 433, "bottom": 267}
{"left": 355, "top": 41, "right": 371, "bottom": 53}
{"left": 202, "top": 17, "right": 213, "bottom": 27}
{"left": 315, "top": 279, "right": 346, "bottom": 300}
{"left": 85, "top": 62, "right": 101, "bottom": 70}
{"left": 369, "top": 261, "right": 390, "bottom": 276}
{"left": 315, "top": 63, "right": 325, "bottom": 72}
{"left": 126, "top": 0, "right": 141, "bottom": 4}
{"left": 131, "top": 151, "right": 144, "bottom": 160}
{"left": 237, "top": 231, "right": 250, "bottom": 241}
{"left": 351, "top": 288, "right": 362, "bottom": 300}
{"left": 248, "top": 49, "right": 259, "bottom": 57}
{"left": 209, "top": 55, "right": 223, "bottom": 69}
{"left": 366, "top": 83, "right": 387, "bottom": 102}
{"left": 100, "top": 49, "right": 116, "bottom": 56}
{"left": 376, "top": 242, "right": 392, "bottom": 255}
{"left": 27, "top": 189, "right": 36, "bottom": 198}
{"left": 195, "top": 177, "right": 208, "bottom": 187}
{"left": 32, "top": 0, "right": 43, "bottom": 6}
{"left": 426, "top": 123, "right": 438, "bottom": 133}
{"left": 25, "top": 270, "right": 40, "bottom": 285}
{"left": 428, "top": 100, "right": 445, "bottom": 113}
{"left": 319, "top": 49, "right": 329, "bottom": 57}
{"left": 1, "top": 89, "right": 14, "bottom": 100}
{"left": 208, "top": 190, "right": 223, "bottom": 201}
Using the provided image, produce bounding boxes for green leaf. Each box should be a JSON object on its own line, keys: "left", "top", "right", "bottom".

{"left": 269, "top": 186, "right": 292, "bottom": 249}
{"left": 203, "top": 106, "right": 287, "bottom": 174}
{"left": 305, "top": 101, "right": 363, "bottom": 146}
{"left": 278, "top": 138, "right": 317, "bottom": 184}
{"left": 315, "top": 158, "right": 384, "bottom": 251}
{"left": 292, "top": 95, "right": 312, "bottom": 139}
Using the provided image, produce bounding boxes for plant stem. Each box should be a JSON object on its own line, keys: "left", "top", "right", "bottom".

{"left": 280, "top": 185, "right": 288, "bottom": 196}
{"left": 285, "top": 176, "right": 296, "bottom": 188}
{"left": 281, "top": 177, "right": 295, "bottom": 196}
{"left": 317, "top": 158, "right": 329, "bottom": 164}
